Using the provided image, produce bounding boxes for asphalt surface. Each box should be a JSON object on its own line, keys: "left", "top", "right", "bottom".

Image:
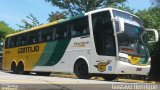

{"left": 0, "top": 70, "right": 159, "bottom": 90}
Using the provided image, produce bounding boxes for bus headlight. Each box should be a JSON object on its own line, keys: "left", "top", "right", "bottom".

{"left": 119, "top": 57, "right": 130, "bottom": 63}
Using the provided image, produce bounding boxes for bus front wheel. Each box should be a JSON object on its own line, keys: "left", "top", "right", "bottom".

{"left": 102, "top": 74, "right": 117, "bottom": 81}
{"left": 74, "top": 60, "right": 91, "bottom": 79}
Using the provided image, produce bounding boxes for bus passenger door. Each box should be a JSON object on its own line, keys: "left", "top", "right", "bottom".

{"left": 89, "top": 11, "right": 117, "bottom": 74}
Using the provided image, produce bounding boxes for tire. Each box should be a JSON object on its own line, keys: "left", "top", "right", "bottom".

{"left": 17, "top": 62, "right": 25, "bottom": 74}
{"left": 11, "top": 62, "right": 17, "bottom": 74}
{"left": 74, "top": 60, "right": 91, "bottom": 79}
{"left": 102, "top": 74, "right": 117, "bottom": 81}
{"left": 36, "top": 72, "right": 51, "bottom": 76}
{"left": 139, "top": 75, "right": 147, "bottom": 80}
{"left": 24, "top": 71, "right": 30, "bottom": 75}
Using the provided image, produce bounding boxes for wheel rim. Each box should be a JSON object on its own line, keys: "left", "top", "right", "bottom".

{"left": 18, "top": 64, "right": 24, "bottom": 74}
{"left": 12, "top": 64, "right": 17, "bottom": 73}
{"left": 78, "top": 63, "right": 88, "bottom": 75}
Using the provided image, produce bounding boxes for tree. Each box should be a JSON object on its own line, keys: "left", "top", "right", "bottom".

{"left": 0, "top": 21, "right": 15, "bottom": 41}
{"left": 152, "top": 0, "right": 160, "bottom": 7}
{"left": 45, "top": 0, "right": 126, "bottom": 16}
{"left": 17, "top": 14, "right": 42, "bottom": 30}
{"left": 136, "top": 8, "right": 160, "bottom": 30}
{"left": 115, "top": 3, "right": 134, "bottom": 13}
{"left": 136, "top": 7, "right": 160, "bottom": 81}
{"left": 136, "top": 7, "right": 160, "bottom": 53}
{"left": 47, "top": 11, "right": 67, "bottom": 22}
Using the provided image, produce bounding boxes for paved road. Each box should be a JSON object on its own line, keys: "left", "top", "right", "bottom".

{"left": 0, "top": 70, "right": 159, "bottom": 90}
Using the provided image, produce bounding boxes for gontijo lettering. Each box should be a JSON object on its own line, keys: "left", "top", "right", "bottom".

{"left": 18, "top": 45, "right": 39, "bottom": 54}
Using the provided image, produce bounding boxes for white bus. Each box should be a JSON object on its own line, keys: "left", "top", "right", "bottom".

{"left": 3, "top": 8, "right": 158, "bottom": 80}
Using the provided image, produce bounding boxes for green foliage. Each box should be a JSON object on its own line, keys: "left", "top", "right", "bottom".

{"left": 17, "top": 14, "right": 42, "bottom": 30}
{"left": 47, "top": 11, "right": 67, "bottom": 22}
{"left": 114, "top": 3, "right": 134, "bottom": 13}
{"left": 136, "top": 7, "right": 160, "bottom": 57}
{"left": 45, "top": 0, "right": 126, "bottom": 16}
{"left": 0, "top": 21, "right": 15, "bottom": 41}
{"left": 152, "top": 0, "right": 160, "bottom": 7}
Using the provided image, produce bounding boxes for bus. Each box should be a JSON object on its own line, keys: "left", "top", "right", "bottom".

{"left": 2, "top": 8, "right": 159, "bottom": 80}
{"left": 0, "top": 51, "right": 2, "bottom": 69}
{"left": 0, "top": 42, "right": 3, "bottom": 69}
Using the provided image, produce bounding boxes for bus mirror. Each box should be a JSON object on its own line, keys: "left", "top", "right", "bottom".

{"left": 145, "top": 28, "right": 159, "bottom": 43}
{"left": 117, "top": 18, "right": 125, "bottom": 34}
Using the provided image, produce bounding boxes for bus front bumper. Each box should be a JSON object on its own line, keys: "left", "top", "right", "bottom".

{"left": 114, "top": 61, "right": 150, "bottom": 75}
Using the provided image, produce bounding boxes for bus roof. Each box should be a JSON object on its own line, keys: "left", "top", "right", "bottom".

{"left": 6, "top": 8, "right": 139, "bottom": 38}
{"left": 6, "top": 14, "right": 85, "bottom": 38}
{"left": 85, "top": 8, "right": 139, "bottom": 19}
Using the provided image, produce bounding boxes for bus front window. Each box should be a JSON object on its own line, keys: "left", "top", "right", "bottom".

{"left": 117, "top": 23, "right": 150, "bottom": 64}
{"left": 113, "top": 10, "right": 150, "bottom": 65}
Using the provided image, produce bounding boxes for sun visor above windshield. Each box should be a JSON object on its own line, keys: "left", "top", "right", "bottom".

{"left": 115, "top": 17, "right": 141, "bottom": 27}
{"left": 113, "top": 10, "right": 143, "bottom": 27}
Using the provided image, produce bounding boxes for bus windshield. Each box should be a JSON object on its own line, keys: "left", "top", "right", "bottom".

{"left": 113, "top": 10, "right": 149, "bottom": 63}
{"left": 117, "top": 24, "right": 149, "bottom": 57}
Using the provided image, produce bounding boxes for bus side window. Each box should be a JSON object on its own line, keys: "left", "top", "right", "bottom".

{"left": 71, "top": 25, "right": 75, "bottom": 37}
{"left": 70, "top": 16, "right": 89, "bottom": 37}
{"left": 41, "top": 26, "right": 54, "bottom": 42}
{"left": 47, "top": 36, "right": 50, "bottom": 41}
{"left": 64, "top": 32, "right": 67, "bottom": 38}
{"left": 28, "top": 37, "right": 32, "bottom": 44}
{"left": 38, "top": 32, "right": 43, "bottom": 42}
{"left": 28, "top": 31, "right": 39, "bottom": 44}
{"left": 52, "top": 29, "right": 56, "bottom": 40}
{"left": 46, "top": 33, "right": 53, "bottom": 41}
{"left": 15, "top": 37, "right": 21, "bottom": 47}
{"left": 10, "top": 38, "right": 15, "bottom": 48}
{"left": 5, "top": 38, "right": 11, "bottom": 48}
{"left": 56, "top": 23, "right": 68, "bottom": 40}
{"left": 83, "top": 27, "right": 89, "bottom": 35}
{"left": 20, "top": 34, "right": 28, "bottom": 46}
{"left": 71, "top": 26, "right": 81, "bottom": 37}
{"left": 33, "top": 39, "right": 37, "bottom": 43}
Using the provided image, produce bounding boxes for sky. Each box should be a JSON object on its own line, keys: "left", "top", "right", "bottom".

{"left": 0, "top": 0, "right": 151, "bottom": 30}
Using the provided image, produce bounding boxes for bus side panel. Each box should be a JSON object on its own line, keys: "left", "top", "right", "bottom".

{"left": 2, "top": 43, "right": 46, "bottom": 71}
{"left": 32, "top": 38, "right": 71, "bottom": 72}
{"left": 68, "top": 37, "right": 91, "bottom": 73}
{"left": 33, "top": 37, "right": 91, "bottom": 73}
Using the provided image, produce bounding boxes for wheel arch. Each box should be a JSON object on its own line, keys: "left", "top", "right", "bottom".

{"left": 17, "top": 60, "right": 25, "bottom": 70}
{"left": 11, "top": 60, "right": 18, "bottom": 70}
{"left": 73, "top": 56, "right": 90, "bottom": 73}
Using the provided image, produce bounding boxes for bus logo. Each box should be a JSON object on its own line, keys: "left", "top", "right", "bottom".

{"left": 73, "top": 41, "right": 89, "bottom": 47}
{"left": 94, "top": 61, "right": 111, "bottom": 72}
{"left": 18, "top": 45, "right": 39, "bottom": 54}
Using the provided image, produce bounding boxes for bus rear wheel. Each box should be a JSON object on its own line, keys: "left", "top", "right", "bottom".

{"left": 11, "top": 62, "right": 17, "bottom": 74}
{"left": 17, "top": 62, "right": 25, "bottom": 74}
{"left": 74, "top": 60, "right": 91, "bottom": 79}
{"left": 102, "top": 74, "right": 117, "bottom": 81}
